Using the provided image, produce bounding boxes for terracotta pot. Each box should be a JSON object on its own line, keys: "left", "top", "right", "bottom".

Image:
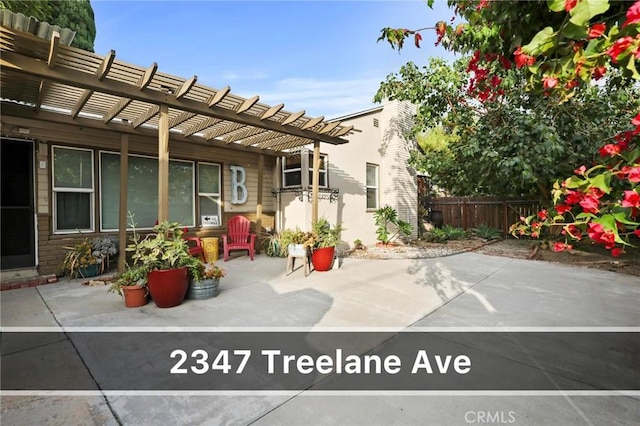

{"left": 311, "top": 246, "right": 335, "bottom": 272}
{"left": 147, "top": 267, "right": 189, "bottom": 308}
{"left": 122, "top": 285, "right": 148, "bottom": 308}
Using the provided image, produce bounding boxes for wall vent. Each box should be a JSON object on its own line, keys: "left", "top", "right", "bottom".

{"left": 373, "top": 118, "right": 379, "bottom": 128}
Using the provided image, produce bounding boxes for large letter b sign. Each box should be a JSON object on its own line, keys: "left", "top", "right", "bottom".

{"left": 230, "top": 165, "right": 248, "bottom": 204}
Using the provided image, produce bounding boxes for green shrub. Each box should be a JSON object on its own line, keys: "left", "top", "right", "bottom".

{"left": 441, "top": 224, "right": 467, "bottom": 240}
{"left": 471, "top": 224, "right": 502, "bottom": 240}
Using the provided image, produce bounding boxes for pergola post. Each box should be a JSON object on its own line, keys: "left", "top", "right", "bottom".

{"left": 158, "top": 104, "right": 169, "bottom": 222}
{"left": 311, "top": 140, "right": 320, "bottom": 224}
{"left": 117, "top": 133, "right": 129, "bottom": 273}
{"left": 255, "top": 153, "right": 264, "bottom": 254}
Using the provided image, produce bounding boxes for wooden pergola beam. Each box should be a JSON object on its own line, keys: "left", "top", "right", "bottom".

{"left": 281, "top": 110, "right": 305, "bottom": 125}
{"left": 207, "top": 86, "right": 230, "bottom": 107}
{"left": 175, "top": 75, "right": 197, "bottom": 100}
{"left": 72, "top": 50, "right": 116, "bottom": 118}
{"left": 318, "top": 121, "right": 340, "bottom": 134}
{"left": 301, "top": 116, "right": 324, "bottom": 130}
{"left": 139, "top": 63, "right": 158, "bottom": 90}
{"left": 205, "top": 122, "right": 244, "bottom": 141}
{"left": 332, "top": 125, "right": 354, "bottom": 137}
{"left": 1, "top": 51, "right": 348, "bottom": 145}
{"left": 223, "top": 127, "right": 268, "bottom": 144}
{"left": 169, "top": 111, "right": 196, "bottom": 128}
{"left": 236, "top": 95, "right": 259, "bottom": 114}
{"left": 183, "top": 117, "right": 221, "bottom": 137}
{"left": 132, "top": 104, "right": 160, "bottom": 128}
{"left": 47, "top": 31, "right": 60, "bottom": 69}
{"left": 261, "top": 103, "right": 284, "bottom": 120}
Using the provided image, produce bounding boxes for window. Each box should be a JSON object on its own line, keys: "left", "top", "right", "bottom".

{"left": 100, "top": 152, "right": 195, "bottom": 230}
{"left": 366, "top": 163, "right": 379, "bottom": 210}
{"left": 52, "top": 146, "right": 94, "bottom": 233}
{"left": 198, "top": 163, "right": 221, "bottom": 227}
{"left": 283, "top": 155, "right": 302, "bottom": 187}
{"left": 282, "top": 150, "right": 327, "bottom": 188}
{"left": 308, "top": 153, "right": 327, "bottom": 188}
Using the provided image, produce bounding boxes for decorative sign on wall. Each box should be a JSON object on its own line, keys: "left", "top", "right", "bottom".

{"left": 230, "top": 165, "right": 248, "bottom": 204}
{"left": 201, "top": 215, "right": 219, "bottom": 227}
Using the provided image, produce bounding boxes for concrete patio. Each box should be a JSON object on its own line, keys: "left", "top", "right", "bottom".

{"left": 1, "top": 252, "right": 639, "bottom": 425}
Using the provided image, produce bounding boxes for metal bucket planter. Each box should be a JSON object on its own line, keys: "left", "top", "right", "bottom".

{"left": 75, "top": 263, "right": 100, "bottom": 278}
{"left": 187, "top": 278, "right": 220, "bottom": 300}
{"left": 147, "top": 267, "right": 189, "bottom": 308}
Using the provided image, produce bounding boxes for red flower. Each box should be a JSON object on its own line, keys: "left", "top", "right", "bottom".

{"left": 592, "top": 66, "right": 607, "bottom": 80}
{"left": 622, "top": 190, "right": 640, "bottom": 208}
{"left": 542, "top": 76, "right": 558, "bottom": 89}
{"left": 587, "top": 223, "right": 616, "bottom": 249}
{"left": 537, "top": 209, "right": 548, "bottom": 220}
{"left": 611, "top": 247, "right": 624, "bottom": 257}
{"left": 477, "top": 0, "right": 490, "bottom": 10}
{"left": 553, "top": 242, "right": 573, "bottom": 252}
{"left": 565, "top": 224, "right": 582, "bottom": 240}
{"left": 565, "top": 190, "right": 583, "bottom": 205}
{"left": 566, "top": 79, "right": 579, "bottom": 89}
{"left": 599, "top": 143, "right": 621, "bottom": 157}
{"left": 556, "top": 204, "right": 572, "bottom": 214}
{"left": 579, "top": 195, "right": 600, "bottom": 214}
{"left": 588, "top": 23, "right": 606, "bottom": 39}
{"left": 632, "top": 112, "right": 640, "bottom": 127}
{"left": 565, "top": 0, "right": 578, "bottom": 12}
{"left": 574, "top": 165, "right": 586, "bottom": 175}
{"left": 622, "top": 0, "right": 640, "bottom": 27}
{"left": 607, "top": 37, "right": 634, "bottom": 63}
{"left": 629, "top": 167, "right": 640, "bottom": 183}
{"left": 514, "top": 47, "right": 535, "bottom": 68}
{"left": 633, "top": 229, "right": 640, "bottom": 238}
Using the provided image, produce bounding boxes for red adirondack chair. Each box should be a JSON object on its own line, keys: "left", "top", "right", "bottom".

{"left": 222, "top": 215, "right": 256, "bottom": 261}
{"left": 183, "top": 236, "right": 205, "bottom": 261}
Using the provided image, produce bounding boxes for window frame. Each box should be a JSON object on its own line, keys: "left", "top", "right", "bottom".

{"left": 52, "top": 145, "right": 95, "bottom": 234}
{"left": 197, "top": 162, "right": 222, "bottom": 227}
{"left": 281, "top": 149, "right": 328, "bottom": 188}
{"left": 98, "top": 150, "right": 195, "bottom": 231}
{"left": 366, "top": 163, "right": 379, "bottom": 211}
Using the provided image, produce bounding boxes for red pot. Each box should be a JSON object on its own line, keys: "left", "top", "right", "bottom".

{"left": 311, "top": 246, "right": 335, "bottom": 272}
{"left": 147, "top": 267, "right": 189, "bottom": 308}
{"left": 122, "top": 285, "right": 148, "bottom": 308}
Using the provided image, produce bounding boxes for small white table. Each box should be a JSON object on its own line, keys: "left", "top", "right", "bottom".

{"left": 286, "top": 244, "right": 311, "bottom": 277}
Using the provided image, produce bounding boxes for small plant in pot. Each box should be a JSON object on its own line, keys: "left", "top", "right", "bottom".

{"left": 309, "top": 218, "right": 343, "bottom": 272}
{"left": 108, "top": 265, "right": 149, "bottom": 308}
{"left": 61, "top": 236, "right": 118, "bottom": 279}
{"left": 187, "top": 260, "right": 226, "bottom": 300}
{"left": 127, "top": 220, "right": 200, "bottom": 308}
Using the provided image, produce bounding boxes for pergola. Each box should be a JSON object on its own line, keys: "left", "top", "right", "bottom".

{"left": 0, "top": 12, "right": 353, "bottom": 269}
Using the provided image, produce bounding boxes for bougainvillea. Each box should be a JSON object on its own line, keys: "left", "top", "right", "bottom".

{"left": 378, "top": 0, "right": 640, "bottom": 255}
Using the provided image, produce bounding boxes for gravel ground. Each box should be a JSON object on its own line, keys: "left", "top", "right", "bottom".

{"left": 341, "top": 239, "right": 490, "bottom": 260}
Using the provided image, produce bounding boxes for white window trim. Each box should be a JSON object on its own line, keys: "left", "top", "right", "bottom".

{"left": 366, "top": 163, "right": 379, "bottom": 211}
{"left": 198, "top": 162, "right": 222, "bottom": 227}
{"left": 98, "top": 150, "right": 195, "bottom": 231}
{"left": 52, "top": 145, "right": 95, "bottom": 234}
{"left": 308, "top": 152, "right": 328, "bottom": 189}
{"left": 282, "top": 155, "right": 303, "bottom": 188}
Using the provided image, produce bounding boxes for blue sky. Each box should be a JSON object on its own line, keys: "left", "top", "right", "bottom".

{"left": 92, "top": 1, "right": 457, "bottom": 118}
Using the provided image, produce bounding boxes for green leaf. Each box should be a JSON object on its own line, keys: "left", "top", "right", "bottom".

{"left": 593, "top": 214, "right": 626, "bottom": 244}
{"left": 523, "top": 27, "right": 556, "bottom": 56}
{"left": 564, "top": 175, "right": 586, "bottom": 189}
{"left": 587, "top": 173, "right": 611, "bottom": 194}
{"left": 625, "top": 56, "right": 640, "bottom": 80}
{"left": 611, "top": 211, "right": 640, "bottom": 226}
{"left": 561, "top": 22, "right": 588, "bottom": 40}
{"left": 548, "top": 0, "right": 566, "bottom": 12}
{"left": 569, "top": 0, "right": 610, "bottom": 27}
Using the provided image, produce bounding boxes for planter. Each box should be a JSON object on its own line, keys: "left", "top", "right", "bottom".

{"left": 287, "top": 243, "right": 308, "bottom": 257}
{"left": 122, "top": 285, "right": 148, "bottom": 308}
{"left": 75, "top": 263, "right": 100, "bottom": 278}
{"left": 147, "top": 267, "right": 189, "bottom": 308}
{"left": 187, "top": 278, "right": 220, "bottom": 300}
{"left": 311, "top": 246, "right": 335, "bottom": 272}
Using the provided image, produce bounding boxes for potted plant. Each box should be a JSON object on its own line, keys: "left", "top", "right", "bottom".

{"left": 108, "top": 265, "right": 149, "bottom": 308}
{"left": 187, "top": 261, "right": 226, "bottom": 300}
{"left": 61, "top": 236, "right": 118, "bottom": 279}
{"left": 373, "top": 205, "right": 413, "bottom": 246}
{"left": 309, "top": 218, "right": 343, "bottom": 272}
{"left": 127, "top": 221, "right": 200, "bottom": 308}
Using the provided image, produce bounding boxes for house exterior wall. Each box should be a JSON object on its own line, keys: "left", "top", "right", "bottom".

{"left": 1, "top": 116, "right": 276, "bottom": 276}
{"left": 277, "top": 100, "right": 418, "bottom": 246}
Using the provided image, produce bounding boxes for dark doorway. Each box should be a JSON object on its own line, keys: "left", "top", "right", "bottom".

{"left": 1, "top": 138, "right": 36, "bottom": 269}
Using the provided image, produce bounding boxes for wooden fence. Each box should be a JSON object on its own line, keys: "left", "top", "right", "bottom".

{"left": 427, "top": 197, "right": 543, "bottom": 235}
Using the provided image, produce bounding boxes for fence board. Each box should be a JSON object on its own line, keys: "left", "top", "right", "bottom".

{"left": 427, "top": 197, "right": 542, "bottom": 235}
